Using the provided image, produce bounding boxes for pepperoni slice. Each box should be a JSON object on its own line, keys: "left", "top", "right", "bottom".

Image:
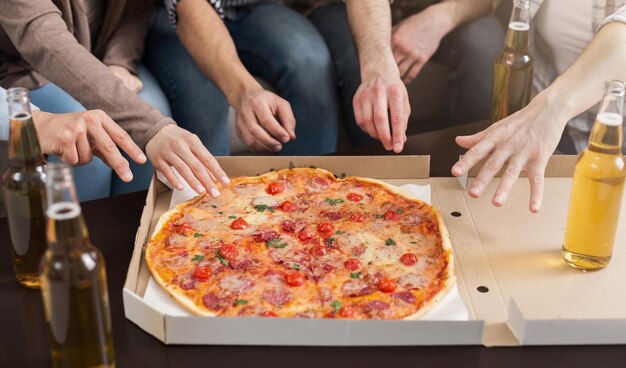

{"left": 347, "top": 193, "right": 363, "bottom": 202}
{"left": 175, "top": 223, "right": 192, "bottom": 234}
{"left": 279, "top": 200, "right": 298, "bottom": 212}
{"left": 383, "top": 210, "right": 402, "bottom": 221}
{"left": 317, "top": 222, "right": 333, "bottom": 233}
{"left": 350, "top": 212, "right": 366, "bottom": 222}
{"left": 400, "top": 253, "right": 417, "bottom": 266}
{"left": 253, "top": 230, "right": 280, "bottom": 243}
{"left": 193, "top": 266, "right": 212, "bottom": 281}
{"left": 218, "top": 245, "right": 239, "bottom": 262}
{"left": 267, "top": 182, "right": 285, "bottom": 195}
{"left": 339, "top": 305, "right": 359, "bottom": 318}
{"left": 298, "top": 230, "right": 314, "bottom": 242}
{"left": 310, "top": 245, "right": 328, "bottom": 257}
{"left": 230, "top": 218, "right": 249, "bottom": 230}
{"left": 378, "top": 277, "right": 398, "bottom": 293}
{"left": 284, "top": 271, "right": 305, "bottom": 287}
{"left": 344, "top": 258, "right": 361, "bottom": 271}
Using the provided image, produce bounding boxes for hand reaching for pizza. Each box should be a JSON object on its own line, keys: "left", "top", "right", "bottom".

{"left": 451, "top": 96, "right": 567, "bottom": 213}
{"left": 145, "top": 125, "right": 230, "bottom": 196}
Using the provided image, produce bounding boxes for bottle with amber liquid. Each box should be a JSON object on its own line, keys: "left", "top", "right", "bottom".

{"left": 1, "top": 87, "right": 47, "bottom": 288}
{"left": 40, "top": 162, "right": 115, "bottom": 368}
{"left": 488, "top": 0, "right": 534, "bottom": 124}
{"left": 562, "top": 80, "right": 626, "bottom": 271}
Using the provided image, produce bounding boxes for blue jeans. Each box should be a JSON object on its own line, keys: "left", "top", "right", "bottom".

{"left": 29, "top": 65, "right": 171, "bottom": 201}
{"left": 309, "top": 4, "right": 504, "bottom": 145}
{"left": 144, "top": 5, "right": 340, "bottom": 155}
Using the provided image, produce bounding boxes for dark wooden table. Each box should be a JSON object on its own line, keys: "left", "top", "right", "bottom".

{"left": 1, "top": 124, "right": 626, "bottom": 367}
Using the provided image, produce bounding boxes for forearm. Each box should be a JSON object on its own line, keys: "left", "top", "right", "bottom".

{"left": 429, "top": 0, "right": 493, "bottom": 36}
{"left": 535, "top": 22, "right": 626, "bottom": 126}
{"left": 346, "top": 0, "right": 397, "bottom": 78}
{"left": 177, "top": 0, "right": 261, "bottom": 107}
{"left": 0, "top": 0, "right": 173, "bottom": 149}
{"left": 102, "top": 0, "right": 154, "bottom": 74}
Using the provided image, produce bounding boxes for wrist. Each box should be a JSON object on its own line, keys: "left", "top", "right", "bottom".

{"left": 531, "top": 88, "right": 576, "bottom": 129}
{"left": 424, "top": 2, "right": 457, "bottom": 38}
{"left": 360, "top": 53, "right": 399, "bottom": 81}
{"left": 226, "top": 73, "right": 264, "bottom": 109}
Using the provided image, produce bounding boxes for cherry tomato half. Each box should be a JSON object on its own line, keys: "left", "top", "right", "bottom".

{"left": 267, "top": 182, "right": 285, "bottom": 195}
{"left": 344, "top": 258, "right": 361, "bottom": 271}
{"left": 347, "top": 193, "right": 363, "bottom": 202}
{"left": 175, "top": 223, "right": 192, "bottom": 234}
{"left": 317, "top": 222, "right": 334, "bottom": 233}
{"left": 378, "top": 277, "right": 398, "bottom": 293}
{"left": 230, "top": 218, "right": 249, "bottom": 230}
{"left": 193, "top": 266, "right": 212, "bottom": 281}
{"left": 279, "top": 200, "right": 298, "bottom": 212}
{"left": 284, "top": 271, "right": 305, "bottom": 286}
{"left": 339, "top": 305, "right": 359, "bottom": 318}
{"left": 298, "top": 230, "right": 314, "bottom": 242}
{"left": 383, "top": 210, "right": 401, "bottom": 221}
{"left": 400, "top": 253, "right": 418, "bottom": 266}
{"left": 218, "top": 245, "right": 239, "bottom": 261}
{"left": 310, "top": 245, "right": 328, "bottom": 257}
{"left": 260, "top": 311, "right": 278, "bottom": 317}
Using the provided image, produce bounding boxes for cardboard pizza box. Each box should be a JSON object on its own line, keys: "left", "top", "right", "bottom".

{"left": 123, "top": 156, "right": 626, "bottom": 346}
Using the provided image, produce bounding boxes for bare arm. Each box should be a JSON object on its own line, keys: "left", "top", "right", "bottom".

{"left": 176, "top": 0, "right": 296, "bottom": 152}
{"left": 452, "top": 22, "right": 626, "bottom": 212}
{"left": 392, "top": 0, "right": 493, "bottom": 84}
{"left": 346, "top": 0, "right": 411, "bottom": 153}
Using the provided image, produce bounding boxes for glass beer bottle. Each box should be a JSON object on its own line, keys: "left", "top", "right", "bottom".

{"left": 40, "top": 163, "right": 115, "bottom": 368}
{"left": 488, "top": 0, "right": 534, "bottom": 124}
{"left": 1, "top": 87, "right": 47, "bottom": 288}
{"left": 562, "top": 80, "right": 626, "bottom": 270}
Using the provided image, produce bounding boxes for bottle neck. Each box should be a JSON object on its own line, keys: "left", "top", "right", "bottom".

{"left": 505, "top": 1, "right": 530, "bottom": 52}
{"left": 45, "top": 163, "right": 90, "bottom": 254}
{"left": 46, "top": 203, "right": 91, "bottom": 254}
{"left": 588, "top": 113, "right": 623, "bottom": 154}
{"left": 6, "top": 88, "right": 44, "bottom": 166}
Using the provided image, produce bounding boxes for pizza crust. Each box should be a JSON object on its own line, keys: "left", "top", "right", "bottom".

{"left": 145, "top": 167, "right": 456, "bottom": 320}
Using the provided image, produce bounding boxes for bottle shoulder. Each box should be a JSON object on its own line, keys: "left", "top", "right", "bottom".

{"left": 575, "top": 150, "right": 626, "bottom": 179}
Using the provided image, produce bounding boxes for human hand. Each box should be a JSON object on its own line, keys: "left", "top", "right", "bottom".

{"left": 353, "top": 62, "right": 411, "bottom": 153}
{"left": 450, "top": 97, "right": 568, "bottom": 213}
{"left": 235, "top": 88, "right": 296, "bottom": 152}
{"left": 145, "top": 124, "right": 229, "bottom": 196}
{"left": 32, "top": 109, "right": 147, "bottom": 182}
{"left": 391, "top": 5, "right": 452, "bottom": 85}
{"left": 107, "top": 65, "right": 143, "bottom": 93}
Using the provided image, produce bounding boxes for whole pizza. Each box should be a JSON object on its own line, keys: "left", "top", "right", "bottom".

{"left": 145, "top": 168, "right": 454, "bottom": 319}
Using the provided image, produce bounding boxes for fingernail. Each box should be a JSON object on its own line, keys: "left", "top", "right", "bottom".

{"left": 122, "top": 172, "right": 133, "bottom": 182}
{"left": 273, "top": 145, "right": 282, "bottom": 152}
{"left": 531, "top": 202, "right": 540, "bottom": 213}
{"left": 281, "top": 136, "right": 290, "bottom": 143}
{"left": 221, "top": 176, "right": 230, "bottom": 184}
{"left": 210, "top": 188, "right": 220, "bottom": 197}
{"left": 175, "top": 183, "right": 184, "bottom": 191}
{"left": 493, "top": 195, "right": 504, "bottom": 206}
{"left": 452, "top": 165, "right": 463, "bottom": 175}
{"left": 195, "top": 184, "right": 206, "bottom": 193}
{"left": 393, "top": 143, "right": 402, "bottom": 153}
{"left": 469, "top": 186, "right": 480, "bottom": 196}
{"left": 138, "top": 153, "right": 147, "bottom": 162}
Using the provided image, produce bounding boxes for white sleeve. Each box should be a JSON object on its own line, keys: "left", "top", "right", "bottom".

{"left": 598, "top": 5, "right": 626, "bottom": 31}
{"left": 0, "top": 88, "right": 8, "bottom": 141}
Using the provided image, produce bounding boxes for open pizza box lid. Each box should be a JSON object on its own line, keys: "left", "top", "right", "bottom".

{"left": 123, "top": 156, "right": 626, "bottom": 346}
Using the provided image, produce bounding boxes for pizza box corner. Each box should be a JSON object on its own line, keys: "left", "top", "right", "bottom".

{"left": 123, "top": 155, "right": 626, "bottom": 346}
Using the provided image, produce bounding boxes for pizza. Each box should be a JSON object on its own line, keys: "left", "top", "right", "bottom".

{"left": 145, "top": 168, "right": 454, "bottom": 319}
